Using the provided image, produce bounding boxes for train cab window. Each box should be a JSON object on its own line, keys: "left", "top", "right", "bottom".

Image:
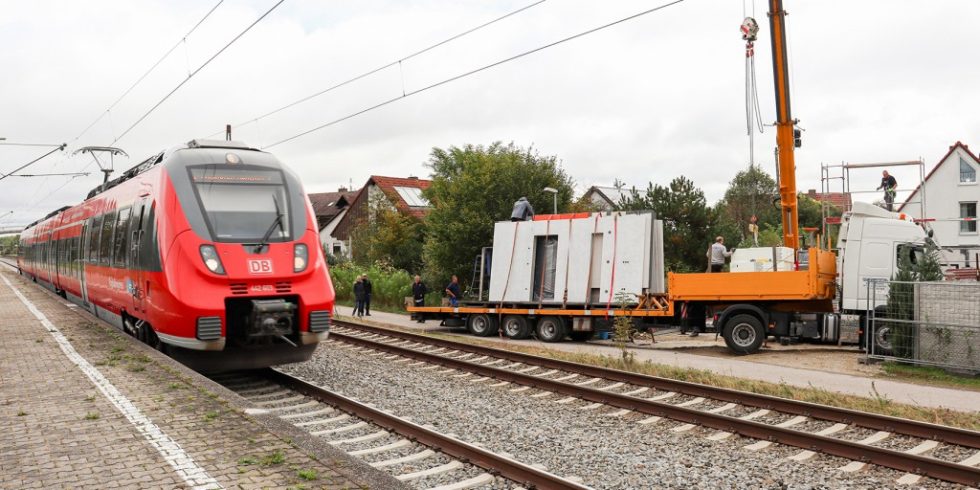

{"left": 99, "top": 211, "right": 116, "bottom": 266}
{"left": 112, "top": 207, "right": 131, "bottom": 268}
{"left": 188, "top": 166, "right": 291, "bottom": 242}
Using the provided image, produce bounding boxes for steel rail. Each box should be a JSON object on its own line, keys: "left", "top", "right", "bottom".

{"left": 262, "top": 368, "right": 591, "bottom": 490}
{"left": 334, "top": 321, "right": 980, "bottom": 449}
{"left": 331, "top": 325, "right": 980, "bottom": 486}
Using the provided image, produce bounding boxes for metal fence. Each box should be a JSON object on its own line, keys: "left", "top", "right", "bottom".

{"left": 867, "top": 279, "right": 980, "bottom": 373}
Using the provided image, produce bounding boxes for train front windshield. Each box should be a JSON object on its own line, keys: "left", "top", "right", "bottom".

{"left": 190, "top": 166, "right": 291, "bottom": 242}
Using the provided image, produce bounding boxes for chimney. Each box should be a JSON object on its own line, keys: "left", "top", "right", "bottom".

{"left": 338, "top": 186, "right": 348, "bottom": 192}
{"left": 408, "top": 175, "right": 419, "bottom": 180}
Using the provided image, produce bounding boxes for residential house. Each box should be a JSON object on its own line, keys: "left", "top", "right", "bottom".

{"left": 308, "top": 187, "right": 358, "bottom": 257}
{"left": 899, "top": 141, "right": 980, "bottom": 269}
{"left": 581, "top": 185, "right": 631, "bottom": 211}
{"left": 332, "top": 176, "right": 432, "bottom": 255}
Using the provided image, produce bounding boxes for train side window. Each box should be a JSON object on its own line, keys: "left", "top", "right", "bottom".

{"left": 112, "top": 207, "right": 132, "bottom": 268}
{"left": 88, "top": 216, "right": 102, "bottom": 263}
{"left": 99, "top": 211, "right": 116, "bottom": 266}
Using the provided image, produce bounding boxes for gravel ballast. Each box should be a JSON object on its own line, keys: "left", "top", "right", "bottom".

{"left": 282, "top": 339, "right": 965, "bottom": 489}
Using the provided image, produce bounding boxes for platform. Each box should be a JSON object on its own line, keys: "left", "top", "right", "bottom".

{"left": 0, "top": 267, "right": 401, "bottom": 489}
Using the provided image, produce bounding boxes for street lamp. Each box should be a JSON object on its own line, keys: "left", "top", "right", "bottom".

{"left": 543, "top": 187, "right": 558, "bottom": 215}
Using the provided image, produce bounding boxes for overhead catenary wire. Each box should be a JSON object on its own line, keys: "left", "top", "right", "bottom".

{"left": 71, "top": 0, "right": 225, "bottom": 145}
{"left": 0, "top": 144, "right": 67, "bottom": 182}
{"left": 209, "top": 0, "right": 549, "bottom": 138}
{"left": 264, "top": 0, "right": 686, "bottom": 149}
{"left": 112, "top": 0, "right": 285, "bottom": 146}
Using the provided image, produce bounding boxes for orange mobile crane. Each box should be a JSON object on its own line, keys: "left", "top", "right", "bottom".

{"left": 410, "top": 0, "right": 923, "bottom": 354}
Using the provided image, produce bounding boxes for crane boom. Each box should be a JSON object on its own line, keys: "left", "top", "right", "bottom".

{"left": 767, "top": 0, "right": 799, "bottom": 250}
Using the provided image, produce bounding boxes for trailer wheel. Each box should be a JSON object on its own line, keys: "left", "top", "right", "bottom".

{"left": 569, "top": 331, "right": 593, "bottom": 342}
{"left": 722, "top": 314, "right": 765, "bottom": 354}
{"left": 536, "top": 316, "right": 566, "bottom": 342}
{"left": 502, "top": 315, "right": 531, "bottom": 340}
{"left": 467, "top": 314, "right": 498, "bottom": 337}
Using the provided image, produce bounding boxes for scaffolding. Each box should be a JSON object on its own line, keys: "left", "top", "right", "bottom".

{"left": 819, "top": 159, "right": 926, "bottom": 241}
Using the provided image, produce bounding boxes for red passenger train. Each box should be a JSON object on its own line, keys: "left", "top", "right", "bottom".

{"left": 17, "top": 140, "right": 334, "bottom": 371}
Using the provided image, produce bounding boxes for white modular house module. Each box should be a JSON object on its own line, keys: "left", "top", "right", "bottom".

{"left": 488, "top": 212, "right": 664, "bottom": 305}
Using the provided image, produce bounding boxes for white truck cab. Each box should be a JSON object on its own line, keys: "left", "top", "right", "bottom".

{"left": 836, "top": 202, "right": 928, "bottom": 312}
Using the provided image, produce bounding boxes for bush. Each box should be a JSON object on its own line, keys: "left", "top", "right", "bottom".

{"left": 330, "top": 261, "right": 414, "bottom": 310}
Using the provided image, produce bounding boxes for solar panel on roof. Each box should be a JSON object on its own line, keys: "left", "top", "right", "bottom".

{"left": 393, "top": 186, "right": 430, "bottom": 207}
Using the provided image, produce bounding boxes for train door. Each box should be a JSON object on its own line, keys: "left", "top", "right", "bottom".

{"left": 80, "top": 218, "right": 91, "bottom": 307}
{"left": 129, "top": 199, "right": 148, "bottom": 314}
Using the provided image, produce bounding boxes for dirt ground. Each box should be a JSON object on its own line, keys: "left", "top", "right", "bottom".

{"left": 610, "top": 330, "right": 885, "bottom": 378}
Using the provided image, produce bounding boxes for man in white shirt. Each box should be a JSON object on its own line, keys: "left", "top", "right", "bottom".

{"left": 708, "top": 236, "right": 733, "bottom": 273}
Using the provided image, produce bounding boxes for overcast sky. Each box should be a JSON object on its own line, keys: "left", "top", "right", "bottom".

{"left": 1, "top": 0, "right": 978, "bottom": 228}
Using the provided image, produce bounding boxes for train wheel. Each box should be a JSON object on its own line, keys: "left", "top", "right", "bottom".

{"left": 722, "top": 314, "right": 765, "bottom": 354}
{"left": 536, "top": 316, "right": 566, "bottom": 342}
{"left": 466, "top": 314, "right": 498, "bottom": 337}
{"left": 502, "top": 315, "right": 531, "bottom": 340}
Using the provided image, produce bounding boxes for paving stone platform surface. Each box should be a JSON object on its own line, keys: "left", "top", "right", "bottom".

{"left": 0, "top": 266, "right": 402, "bottom": 489}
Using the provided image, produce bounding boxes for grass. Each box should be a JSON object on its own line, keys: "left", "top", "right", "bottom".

{"left": 412, "top": 328, "right": 980, "bottom": 431}
{"left": 84, "top": 394, "right": 96, "bottom": 402}
{"left": 167, "top": 382, "right": 183, "bottom": 390}
{"left": 238, "top": 456, "right": 258, "bottom": 466}
{"left": 260, "top": 451, "right": 286, "bottom": 466}
{"left": 204, "top": 411, "right": 220, "bottom": 422}
{"left": 16, "top": 410, "right": 26, "bottom": 417}
{"left": 880, "top": 362, "right": 980, "bottom": 391}
{"left": 296, "top": 469, "right": 318, "bottom": 481}
{"left": 83, "top": 412, "right": 100, "bottom": 420}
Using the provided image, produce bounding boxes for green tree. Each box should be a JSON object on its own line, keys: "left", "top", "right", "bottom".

{"left": 349, "top": 192, "right": 426, "bottom": 273}
{"left": 422, "top": 142, "right": 575, "bottom": 285}
{"left": 616, "top": 176, "right": 714, "bottom": 272}
{"left": 715, "top": 165, "right": 779, "bottom": 247}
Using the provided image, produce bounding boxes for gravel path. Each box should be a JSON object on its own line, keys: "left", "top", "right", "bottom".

{"left": 282, "top": 339, "right": 966, "bottom": 489}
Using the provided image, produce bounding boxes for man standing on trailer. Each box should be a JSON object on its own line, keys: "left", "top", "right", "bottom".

{"left": 361, "top": 274, "right": 373, "bottom": 316}
{"left": 411, "top": 275, "right": 427, "bottom": 323}
{"left": 445, "top": 275, "right": 461, "bottom": 307}
{"left": 876, "top": 170, "right": 898, "bottom": 211}
{"left": 708, "top": 236, "right": 733, "bottom": 273}
{"left": 510, "top": 197, "right": 534, "bottom": 221}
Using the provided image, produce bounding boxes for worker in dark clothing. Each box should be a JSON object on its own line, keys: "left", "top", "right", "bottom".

{"left": 352, "top": 277, "right": 365, "bottom": 318}
{"left": 510, "top": 197, "right": 534, "bottom": 222}
{"left": 877, "top": 170, "right": 898, "bottom": 211}
{"left": 445, "top": 275, "right": 461, "bottom": 307}
{"left": 361, "top": 274, "right": 372, "bottom": 316}
{"left": 411, "top": 275, "right": 427, "bottom": 323}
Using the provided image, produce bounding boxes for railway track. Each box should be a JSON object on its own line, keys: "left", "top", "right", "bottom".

{"left": 212, "top": 368, "right": 590, "bottom": 490}
{"left": 329, "top": 320, "right": 980, "bottom": 487}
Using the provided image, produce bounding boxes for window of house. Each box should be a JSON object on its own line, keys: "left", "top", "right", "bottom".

{"left": 332, "top": 243, "right": 341, "bottom": 254}
{"left": 962, "top": 158, "right": 977, "bottom": 184}
{"left": 961, "top": 202, "right": 978, "bottom": 234}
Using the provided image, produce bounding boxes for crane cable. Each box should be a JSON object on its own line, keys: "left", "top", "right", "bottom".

{"left": 741, "top": 10, "right": 763, "bottom": 246}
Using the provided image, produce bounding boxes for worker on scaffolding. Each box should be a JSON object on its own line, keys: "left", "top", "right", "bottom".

{"left": 876, "top": 170, "right": 898, "bottom": 211}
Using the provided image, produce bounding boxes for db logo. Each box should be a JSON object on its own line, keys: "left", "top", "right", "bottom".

{"left": 247, "top": 259, "right": 273, "bottom": 275}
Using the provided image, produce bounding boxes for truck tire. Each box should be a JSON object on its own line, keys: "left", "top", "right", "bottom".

{"left": 722, "top": 314, "right": 765, "bottom": 354}
{"left": 502, "top": 315, "right": 531, "bottom": 340}
{"left": 536, "top": 316, "right": 566, "bottom": 342}
{"left": 467, "top": 314, "right": 498, "bottom": 337}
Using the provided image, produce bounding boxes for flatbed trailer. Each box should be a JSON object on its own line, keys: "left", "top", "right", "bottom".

{"left": 407, "top": 245, "right": 838, "bottom": 352}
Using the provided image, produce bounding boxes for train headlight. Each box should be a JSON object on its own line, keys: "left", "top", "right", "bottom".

{"left": 199, "top": 245, "right": 225, "bottom": 275}
{"left": 294, "top": 243, "right": 308, "bottom": 272}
